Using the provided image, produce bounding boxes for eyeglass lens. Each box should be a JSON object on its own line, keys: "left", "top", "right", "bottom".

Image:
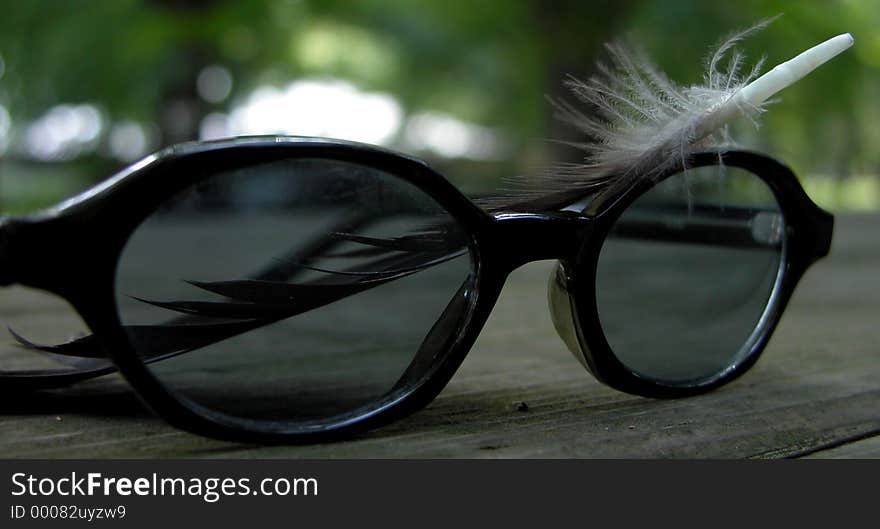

{"left": 115, "top": 158, "right": 475, "bottom": 426}
{"left": 595, "top": 164, "right": 785, "bottom": 384}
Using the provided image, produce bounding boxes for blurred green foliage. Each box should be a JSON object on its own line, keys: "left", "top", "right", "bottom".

{"left": 0, "top": 0, "right": 877, "bottom": 212}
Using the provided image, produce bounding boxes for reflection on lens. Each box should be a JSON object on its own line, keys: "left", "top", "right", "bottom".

{"left": 596, "top": 164, "right": 785, "bottom": 384}
{"left": 115, "top": 158, "right": 474, "bottom": 427}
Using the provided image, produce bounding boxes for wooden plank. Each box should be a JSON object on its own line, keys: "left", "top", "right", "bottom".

{"left": 804, "top": 435, "right": 880, "bottom": 458}
{"left": 0, "top": 214, "right": 878, "bottom": 458}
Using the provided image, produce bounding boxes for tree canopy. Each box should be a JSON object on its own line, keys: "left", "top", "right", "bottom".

{"left": 0, "top": 1, "right": 876, "bottom": 211}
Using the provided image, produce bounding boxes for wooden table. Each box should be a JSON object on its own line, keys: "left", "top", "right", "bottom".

{"left": 1, "top": 214, "right": 877, "bottom": 458}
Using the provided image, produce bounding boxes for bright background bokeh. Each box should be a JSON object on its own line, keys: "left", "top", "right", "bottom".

{"left": 0, "top": 0, "right": 876, "bottom": 213}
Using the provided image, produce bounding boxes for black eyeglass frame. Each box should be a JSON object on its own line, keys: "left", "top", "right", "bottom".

{"left": 0, "top": 137, "right": 833, "bottom": 443}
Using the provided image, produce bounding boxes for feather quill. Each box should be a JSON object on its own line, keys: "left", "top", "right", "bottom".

{"left": 490, "top": 21, "right": 854, "bottom": 210}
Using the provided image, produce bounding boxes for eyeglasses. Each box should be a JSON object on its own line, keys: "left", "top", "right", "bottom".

{"left": 0, "top": 137, "right": 832, "bottom": 442}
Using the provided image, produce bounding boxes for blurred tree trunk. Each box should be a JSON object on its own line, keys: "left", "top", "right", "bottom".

{"left": 155, "top": 47, "right": 213, "bottom": 147}
{"left": 533, "top": 0, "right": 641, "bottom": 165}
{"left": 148, "top": 0, "right": 224, "bottom": 147}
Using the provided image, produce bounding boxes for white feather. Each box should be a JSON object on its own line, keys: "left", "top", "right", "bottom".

{"left": 489, "top": 21, "right": 853, "bottom": 210}
{"left": 552, "top": 21, "right": 771, "bottom": 191}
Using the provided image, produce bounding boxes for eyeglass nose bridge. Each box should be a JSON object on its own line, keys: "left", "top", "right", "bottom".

{"left": 488, "top": 210, "right": 598, "bottom": 375}
{"left": 488, "top": 211, "right": 593, "bottom": 272}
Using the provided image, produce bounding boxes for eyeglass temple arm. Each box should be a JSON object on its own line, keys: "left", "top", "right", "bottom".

{"left": 485, "top": 184, "right": 784, "bottom": 250}
{"left": 608, "top": 204, "right": 785, "bottom": 249}
{"left": 0, "top": 218, "right": 113, "bottom": 390}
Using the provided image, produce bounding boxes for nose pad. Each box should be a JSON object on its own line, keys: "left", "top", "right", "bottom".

{"left": 547, "top": 261, "right": 592, "bottom": 372}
